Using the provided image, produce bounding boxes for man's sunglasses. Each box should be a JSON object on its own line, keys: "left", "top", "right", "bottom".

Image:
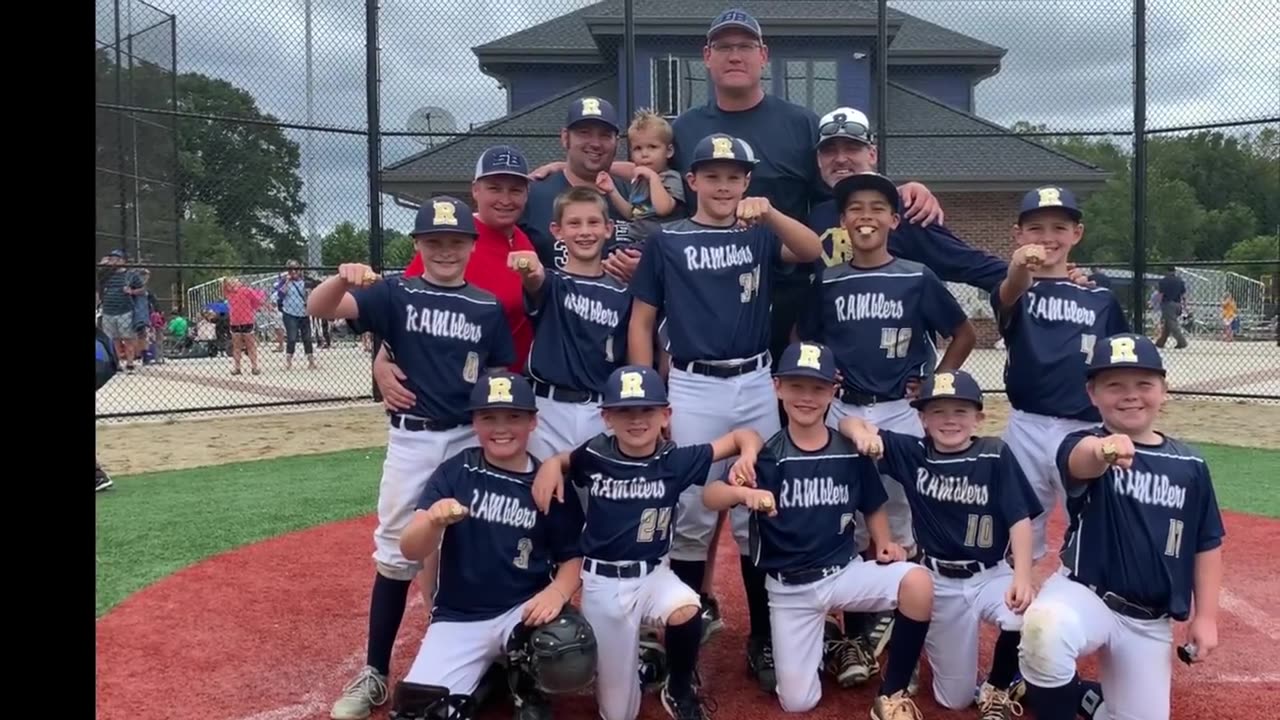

{"left": 819, "top": 120, "right": 871, "bottom": 141}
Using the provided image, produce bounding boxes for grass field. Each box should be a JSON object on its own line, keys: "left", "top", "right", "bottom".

{"left": 94, "top": 442, "right": 1280, "bottom": 618}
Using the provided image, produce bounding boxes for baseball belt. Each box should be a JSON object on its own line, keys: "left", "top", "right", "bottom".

{"left": 583, "top": 558, "right": 658, "bottom": 579}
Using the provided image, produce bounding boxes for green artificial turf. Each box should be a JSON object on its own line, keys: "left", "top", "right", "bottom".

{"left": 95, "top": 442, "right": 1279, "bottom": 617}
{"left": 95, "top": 448, "right": 384, "bottom": 616}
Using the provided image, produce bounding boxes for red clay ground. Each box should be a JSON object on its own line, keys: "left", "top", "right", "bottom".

{"left": 97, "top": 510, "right": 1279, "bottom": 720}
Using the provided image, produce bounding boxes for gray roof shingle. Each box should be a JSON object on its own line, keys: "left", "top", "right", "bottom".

{"left": 473, "top": 0, "right": 1002, "bottom": 57}
{"left": 381, "top": 77, "right": 1104, "bottom": 192}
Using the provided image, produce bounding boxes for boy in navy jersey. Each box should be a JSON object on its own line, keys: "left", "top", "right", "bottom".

{"left": 627, "top": 132, "right": 822, "bottom": 682}
{"left": 391, "top": 372, "right": 584, "bottom": 720}
{"left": 839, "top": 370, "right": 1042, "bottom": 719}
{"left": 994, "top": 186, "right": 1130, "bottom": 562}
{"left": 1019, "top": 333, "right": 1224, "bottom": 720}
{"left": 309, "top": 197, "right": 516, "bottom": 720}
{"left": 703, "top": 341, "right": 934, "bottom": 720}
{"left": 798, "top": 171, "right": 975, "bottom": 678}
{"left": 509, "top": 186, "right": 631, "bottom": 459}
{"left": 531, "top": 365, "right": 766, "bottom": 720}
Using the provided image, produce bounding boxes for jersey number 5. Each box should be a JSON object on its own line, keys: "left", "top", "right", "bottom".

{"left": 638, "top": 507, "right": 672, "bottom": 543}
{"left": 739, "top": 267, "right": 761, "bottom": 303}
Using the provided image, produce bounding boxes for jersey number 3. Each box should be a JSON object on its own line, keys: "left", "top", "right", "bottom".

{"left": 739, "top": 267, "right": 761, "bottom": 303}
{"left": 638, "top": 507, "right": 673, "bottom": 543}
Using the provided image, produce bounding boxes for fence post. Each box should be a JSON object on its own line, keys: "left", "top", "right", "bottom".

{"left": 1131, "top": 0, "right": 1148, "bottom": 333}
{"left": 876, "top": 0, "right": 888, "bottom": 174}
{"left": 171, "top": 12, "right": 184, "bottom": 309}
{"left": 366, "top": 0, "right": 384, "bottom": 402}
{"left": 622, "top": 0, "right": 635, "bottom": 123}
{"left": 366, "top": 0, "right": 383, "bottom": 273}
{"left": 114, "top": 0, "right": 129, "bottom": 257}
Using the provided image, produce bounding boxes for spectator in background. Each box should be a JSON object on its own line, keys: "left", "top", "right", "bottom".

{"left": 97, "top": 250, "right": 144, "bottom": 373}
{"left": 1156, "top": 267, "right": 1189, "bottom": 348}
{"left": 223, "top": 278, "right": 265, "bottom": 375}
{"left": 1222, "top": 291, "right": 1238, "bottom": 341}
{"left": 275, "top": 260, "right": 316, "bottom": 370}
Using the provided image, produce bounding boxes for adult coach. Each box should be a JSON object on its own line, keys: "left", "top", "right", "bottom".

{"left": 375, "top": 146, "right": 539, "bottom": 409}
{"left": 519, "top": 97, "right": 633, "bottom": 271}
{"left": 1155, "top": 267, "right": 1189, "bottom": 349}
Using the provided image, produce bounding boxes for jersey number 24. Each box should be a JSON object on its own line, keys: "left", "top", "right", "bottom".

{"left": 638, "top": 507, "right": 673, "bottom": 542}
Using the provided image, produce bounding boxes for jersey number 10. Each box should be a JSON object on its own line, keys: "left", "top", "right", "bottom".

{"left": 964, "top": 514, "right": 995, "bottom": 549}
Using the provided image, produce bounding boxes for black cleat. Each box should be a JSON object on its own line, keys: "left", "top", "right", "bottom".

{"left": 746, "top": 636, "right": 776, "bottom": 694}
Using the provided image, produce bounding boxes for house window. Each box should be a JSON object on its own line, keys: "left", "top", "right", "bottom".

{"left": 651, "top": 56, "right": 771, "bottom": 118}
{"left": 782, "top": 59, "right": 837, "bottom": 113}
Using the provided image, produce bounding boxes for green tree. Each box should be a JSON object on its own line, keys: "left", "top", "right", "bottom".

{"left": 180, "top": 203, "right": 244, "bottom": 286}
{"left": 322, "top": 222, "right": 369, "bottom": 265}
{"left": 1224, "top": 235, "right": 1280, "bottom": 279}
{"left": 1197, "top": 202, "right": 1257, "bottom": 261}
{"left": 176, "top": 73, "right": 305, "bottom": 264}
{"left": 384, "top": 230, "right": 415, "bottom": 269}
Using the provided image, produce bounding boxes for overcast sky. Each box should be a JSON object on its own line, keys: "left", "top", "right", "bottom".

{"left": 99, "top": 0, "right": 1278, "bottom": 240}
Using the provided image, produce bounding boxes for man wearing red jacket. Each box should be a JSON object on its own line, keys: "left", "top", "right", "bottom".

{"left": 396, "top": 145, "right": 535, "bottom": 379}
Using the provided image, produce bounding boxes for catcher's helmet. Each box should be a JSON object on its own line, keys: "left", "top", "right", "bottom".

{"left": 507, "top": 605, "right": 598, "bottom": 695}
{"left": 638, "top": 627, "right": 668, "bottom": 691}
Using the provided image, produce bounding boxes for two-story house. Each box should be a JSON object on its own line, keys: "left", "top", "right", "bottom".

{"left": 381, "top": 0, "right": 1109, "bottom": 340}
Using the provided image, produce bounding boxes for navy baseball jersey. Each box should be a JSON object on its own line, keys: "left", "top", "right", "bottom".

{"left": 353, "top": 276, "right": 515, "bottom": 426}
{"left": 878, "top": 432, "right": 1042, "bottom": 567}
{"left": 630, "top": 219, "right": 781, "bottom": 362}
{"left": 995, "top": 279, "right": 1130, "bottom": 421}
{"left": 748, "top": 429, "right": 887, "bottom": 573}
{"left": 417, "top": 448, "right": 585, "bottom": 622}
{"left": 671, "top": 94, "right": 823, "bottom": 228}
{"left": 518, "top": 173, "right": 631, "bottom": 270}
{"left": 525, "top": 270, "right": 631, "bottom": 394}
{"left": 797, "top": 257, "right": 968, "bottom": 399}
{"left": 1056, "top": 428, "right": 1225, "bottom": 621}
{"left": 568, "top": 434, "right": 714, "bottom": 562}
{"left": 807, "top": 199, "right": 1007, "bottom": 293}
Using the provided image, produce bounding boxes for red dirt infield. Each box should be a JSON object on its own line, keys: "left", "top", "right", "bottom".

{"left": 96, "top": 510, "right": 1279, "bottom": 720}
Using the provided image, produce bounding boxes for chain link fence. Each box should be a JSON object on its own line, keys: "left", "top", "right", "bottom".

{"left": 95, "top": 0, "right": 1279, "bottom": 420}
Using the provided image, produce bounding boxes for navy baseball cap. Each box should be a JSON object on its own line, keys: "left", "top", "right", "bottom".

{"left": 775, "top": 341, "right": 838, "bottom": 383}
{"left": 468, "top": 371, "right": 538, "bottom": 413}
{"left": 565, "top": 97, "right": 619, "bottom": 133}
{"left": 474, "top": 145, "right": 530, "bottom": 181}
{"left": 911, "top": 370, "right": 984, "bottom": 410}
{"left": 1086, "top": 333, "right": 1166, "bottom": 379}
{"left": 1018, "top": 185, "right": 1082, "bottom": 223}
{"left": 601, "top": 365, "right": 668, "bottom": 409}
{"left": 412, "top": 196, "right": 479, "bottom": 238}
{"left": 708, "top": 8, "right": 763, "bottom": 40}
{"left": 689, "top": 133, "right": 758, "bottom": 171}
{"left": 833, "top": 171, "right": 900, "bottom": 214}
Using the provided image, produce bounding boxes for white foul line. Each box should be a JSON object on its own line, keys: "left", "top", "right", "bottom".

{"left": 1221, "top": 589, "right": 1280, "bottom": 641}
{"left": 234, "top": 592, "right": 426, "bottom": 720}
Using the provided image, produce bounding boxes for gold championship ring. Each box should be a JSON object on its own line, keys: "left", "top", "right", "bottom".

{"left": 517, "top": 257, "right": 531, "bottom": 270}
{"left": 1101, "top": 441, "right": 1119, "bottom": 464}
{"left": 758, "top": 496, "right": 774, "bottom": 511}
{"left": 450, "top": 504, "right": 465, "bottom": 517}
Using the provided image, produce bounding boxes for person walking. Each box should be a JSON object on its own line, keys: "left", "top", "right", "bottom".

{"left": 1155, "top": 268, "right": 1189, "bottom": 348}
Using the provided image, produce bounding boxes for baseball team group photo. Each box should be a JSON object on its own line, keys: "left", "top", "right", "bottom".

{"left": 94, "top": 3, "right": 1279, "bottom": 720}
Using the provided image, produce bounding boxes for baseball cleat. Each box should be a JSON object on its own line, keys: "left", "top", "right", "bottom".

{"left": 866, "top": 611, "right": 895, "bottom": 658}
{"left": 661, "top": 681, "right": 715, "bottom": 720}
{"left": 331, "top": 665, "right": 389, "bottom": 720}
{"left": 833, "top": 636, "right": 876, "bottom": 687}
{"left": 746, "top": 636, "right": 776, "bottom": 694}
{"left": 977, "top": 685, "right": 1024, "bottom": 720}
{"left": 699, "top": 595, "right": 723, "bottom": 644}
{"left": 870, "top": 689, "right": 924, "bottom": 720}
{"left": 96, "top": 463, "right": 114, "bottom": 492}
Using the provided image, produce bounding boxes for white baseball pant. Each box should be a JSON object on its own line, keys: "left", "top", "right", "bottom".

{"left": 923, "top": 561, "right": 1025, "bottom": 709}
{"left": 826, "top": 397, "right": 919, "bottom": 554}
{"left": 373, "top": 422, "right": 477, "bottom": 580}
{"left": 1019, "top": 571, "right": 1172, "bottom": 720}
{"left": 528, "top": 395, "right": 606, "bottom": 460}
{"left": 766, "top": 557, "right": 919, "bottom": 712}
{"left": 403, "top": 601, "right": 527, "bottom": 693}
{"left": 667, "top": 358, "right": 781, "bottom": 560}
{"left": 1001, "top": 410, "right": 1096, "bottom": 559}
{"left": 581, "top": 559, "right": 700, "bottom": 720}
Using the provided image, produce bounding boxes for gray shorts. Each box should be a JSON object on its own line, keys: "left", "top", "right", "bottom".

{"left": 101, "top": 312, "right": 135, "bottom": 341}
